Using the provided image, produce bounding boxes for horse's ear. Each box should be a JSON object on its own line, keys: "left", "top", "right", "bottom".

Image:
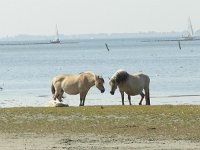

{"left": 97, "top": 75, "right": 100, "bottom": 79}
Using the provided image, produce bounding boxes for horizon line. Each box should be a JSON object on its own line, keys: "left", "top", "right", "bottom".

{"left": 0, "top": 30, "right": 197, "bottom": 38}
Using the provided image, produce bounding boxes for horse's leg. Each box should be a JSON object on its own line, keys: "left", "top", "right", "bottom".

{"left": 82, "top": 97, "right": 86, "bottom": 106}
{"left": 52, "top": 82, "right": 59, "bottom": 101}
{"left": 53, "top": 83, "right": 62, "bottom": 101}
{"left": 139, "top": 92, "right": 145, "bottom": 105}
{"left": 82, "top": 91, "right": 88, "bottom": 106}
{"left": 128, "top": 95, "right": 132, "bottom": 105}
{"left": 144, "top": 88, "right": 150, "bottom": 105}
{"left": 54, "top": 90, "right": 59, "bottom": 101}
{"left": 120, "top": 91, "right": 125, "bottom": 105}
{"left": 79, "top": 93, "right": 83, "bottom": 106}
{"left": 58, "top": 90, "right": 64, "bottom": 102}
{"left": 79, "top": 97, "right": 83, "bottom": 106}
{"left": 80, "top": 92, "right": 87, "bottom": 106}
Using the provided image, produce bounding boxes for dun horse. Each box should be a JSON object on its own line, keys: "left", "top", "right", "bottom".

{"left": 109, "top": 70, "right": 150, "bottom": 105}
{"left": 51, "top": 71, "right": 105, "bottom": 106}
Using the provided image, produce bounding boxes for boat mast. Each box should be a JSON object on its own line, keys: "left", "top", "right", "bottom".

{"left": 55, "top": 24, "right": 59, "bottom": 40}
{"left": 188, "top": 17, "right": 194, "bottom": 37}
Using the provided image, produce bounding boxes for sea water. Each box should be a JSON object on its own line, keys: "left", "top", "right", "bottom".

{"left": 0, "top": 37, "right": 200, "bottom": 107}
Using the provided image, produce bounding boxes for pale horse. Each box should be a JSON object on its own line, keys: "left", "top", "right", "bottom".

{"left": 109, "top": 70, "right": 150, "bottom": 105}
{"left": 51, "top": 71, "right": 105, "bottom": 106}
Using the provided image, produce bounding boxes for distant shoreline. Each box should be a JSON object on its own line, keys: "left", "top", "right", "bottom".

{"left": 0, "top": 33, "right": 185, "bottom": 42}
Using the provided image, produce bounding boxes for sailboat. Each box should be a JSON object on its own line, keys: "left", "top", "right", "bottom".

{"left": 50, "top": 25, "right": 60, "bottom": 44}
{"left": 181, "top": 17, "right": 194, "bottom": 40}
{"left": 148, "top": 17, "right": 200, "bottom": 43}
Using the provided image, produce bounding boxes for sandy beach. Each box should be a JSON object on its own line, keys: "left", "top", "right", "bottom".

{"left": 1, "top": 133, "right": 200, "bottom": 150}
{"left": 0, "top": 105, "right": 200, "bottom": 149}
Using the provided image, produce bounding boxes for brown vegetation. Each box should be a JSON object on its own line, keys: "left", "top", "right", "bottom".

{"left": 0, "top": 105, "right": 200, "bottom": 140}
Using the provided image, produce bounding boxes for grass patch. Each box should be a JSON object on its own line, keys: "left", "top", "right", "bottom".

{"left": 0, "top": 105, "right": 200, "bottom": 140}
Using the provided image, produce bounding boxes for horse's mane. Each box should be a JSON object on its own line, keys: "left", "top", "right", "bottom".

{"left": 111, "top": 69, "right": 129, "bottom": 84}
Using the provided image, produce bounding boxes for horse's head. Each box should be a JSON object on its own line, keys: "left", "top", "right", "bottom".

{"left": 109, "top": 78, "right": 117, "bottom": 95}
{"left": 95, "top": 76, "right": 105, "bottom": 93}
{"left": 109, "top": 70, "right": 128, "bottom": 95}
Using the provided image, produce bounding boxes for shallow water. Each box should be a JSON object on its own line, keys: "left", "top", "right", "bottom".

{"left": 0, "top": 37, "right": 200, "bottom": 107}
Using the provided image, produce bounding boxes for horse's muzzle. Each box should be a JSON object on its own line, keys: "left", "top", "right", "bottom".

{"left": 110, "top": 91, "right": 114, "bottom": 95}
{"left": 101, "top": 89, "right": 105, "bottom": 93}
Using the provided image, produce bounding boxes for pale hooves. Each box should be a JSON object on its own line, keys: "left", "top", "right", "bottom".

{"left": 47, "top": 100, "right": 69, "bottom": 107}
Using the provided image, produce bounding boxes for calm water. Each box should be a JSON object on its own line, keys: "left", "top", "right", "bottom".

{"left": 0, "top": 37, "right": 200, "bottom": 107}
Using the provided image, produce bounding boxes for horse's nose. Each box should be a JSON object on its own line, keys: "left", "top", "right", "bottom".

{"left": 110, "top": 91, "right": 114, "bottom": 95}
{"left": 101, "top": 89, "right": 105, "bottom": 93}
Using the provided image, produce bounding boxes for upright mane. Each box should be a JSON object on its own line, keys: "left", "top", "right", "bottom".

{"left": 111, "top": 69, "right": 129, "bottom": 84}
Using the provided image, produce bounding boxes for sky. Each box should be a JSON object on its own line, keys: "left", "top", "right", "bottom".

{"left": 0, "top": 0, "right": 200, "bottom": 37}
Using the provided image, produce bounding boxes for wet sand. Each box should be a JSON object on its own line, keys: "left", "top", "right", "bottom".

{"left": 1, "top": 134, "right": 200, "bottom": 150}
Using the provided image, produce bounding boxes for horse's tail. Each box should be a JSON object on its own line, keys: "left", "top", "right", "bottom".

{"left": 145, "top": 89, "right": 150, "bottom": 105}
{"left": 144, "top": 75, "right": 150, "bottom": 105}
{"left": 51, "top": 83, "right": 55, "bottom": 95}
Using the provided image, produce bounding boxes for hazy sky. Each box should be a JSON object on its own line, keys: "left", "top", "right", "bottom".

{"left": 0, "top": 0, "right": 200, "bottom": 37}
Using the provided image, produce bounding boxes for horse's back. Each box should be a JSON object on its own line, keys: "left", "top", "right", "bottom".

{"left": 52, "top": 74, "right": 81, "bottom": 88}
{"left": 130, "top": 72, "right": 150, "bottom": 89}
{"left": 52, "top": 74, "right": 82, "bottom": 95}
{"left": 53, "top": 72, "right": 95, "bottom": 96}
{"left": 132, "top": 72, "right": 150, "bottom": 82}
{"left": 52, "top": 72, "right": 92, "bottom": 87}
{"left": 52, "top": 74, "right": 68, "bottom": 83}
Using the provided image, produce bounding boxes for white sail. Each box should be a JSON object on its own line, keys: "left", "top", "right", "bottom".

{"left": 50, "top": 24, "right": 60, "bottom": 43}
{"left": 187, "top": 17, "right": 194, "bottom": 37}
{"left": 182, "top": 17, "right": 194, "bottom": 39}
{"left": 55, "top": 25, "right": 59, "bottom": 40}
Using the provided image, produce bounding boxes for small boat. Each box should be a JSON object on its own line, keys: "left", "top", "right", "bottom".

{"left": 50, "top": 25, "right": 60, "bottom": 44}
{"left": 181, "top": 17, "right": 194, "bottom": 40}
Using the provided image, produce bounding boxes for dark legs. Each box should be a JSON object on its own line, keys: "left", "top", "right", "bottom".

{"left": 128, "top": 95, "right": 132, "bottom": 105}
{"left": 139, "top": 92, "right": 145, "bottom": 105}
{"left": 122, "top": 92, "right": 143, "bottom": 105}
{"left": 138, "top": 90, "right": 150, "bottom": 105}
{"left": 144, "top": 88, "right": 150, "bottom": 105}
{"left": 120, "top": 91, "right": 125, "bottom": 105}
{"left": 54, "top": 89, "right": 64, "bottom": 102}
{"left": 124, "top": 92, "right": 144, "bottom": 105}
{"left": 58, "top": 90, "right": 64, "bottom": 102}
{"left": 79, "top": 98, "right": 85, "bottom": 106}
{"left": 79, "top": 92, "right": 87, "bottom": 106}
